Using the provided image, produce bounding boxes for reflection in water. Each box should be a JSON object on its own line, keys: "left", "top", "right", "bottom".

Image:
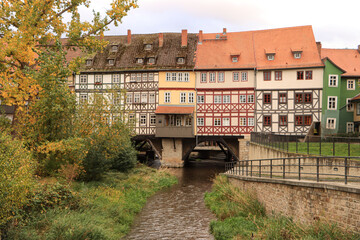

{"left": 125, "top": 159, "right": 224, "bottom": 240}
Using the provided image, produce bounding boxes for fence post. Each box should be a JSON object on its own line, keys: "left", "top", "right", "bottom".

{"left": 270, "top": 159, "right": 273, "bottom": 179}
{"left": 298, "top": 157, "right": 301, "bottom": 180}
{"left": 259, "top": 160, "right": 261, "bottom": 177}
{"left": 251, "top": 160, "right": 253, "bottom": 177}
{"left": 345, "top": 157, "right": 348, "bottom": 185}
{"left": 316, "top": 157, "right": 320, "bottom": 182}
{"left": 283, "top": 158, "right": 285, "bottom": 179}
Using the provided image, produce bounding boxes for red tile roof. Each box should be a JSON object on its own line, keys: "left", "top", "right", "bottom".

{"left": 155, "top": 106, "right": 194, "bottom": 114}
{"left": 195, "top": 26, "right": 323, "bottom": 70}
{"left": 321, "top": 49, "right": 360, "bottom": 77}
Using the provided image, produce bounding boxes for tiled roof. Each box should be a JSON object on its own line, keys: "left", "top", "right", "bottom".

{"left": 321, "top": 48, "right": 360, "bottom": 77}
{"left": 155, "top": 106, "right": 194, "bottom": 114}
{"left": 195, "top": 26, "right": 323, "bottom": 70}
{"left": 350, "top": 93, "right": 360, "bottom": 102}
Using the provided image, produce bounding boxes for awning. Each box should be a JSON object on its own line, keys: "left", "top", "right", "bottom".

{"left": 155, "top": 106, "right": 194, "bottom": 114}
{"left": 350, "top": 93, "right": 360, "bottom": 103}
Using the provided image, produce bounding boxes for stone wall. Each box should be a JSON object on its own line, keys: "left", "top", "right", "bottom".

{"left": 161, "top": 138, "right": 184, "bottom": 167}
{"left": 227, "top": 175, "right": 360, "bottom": 232}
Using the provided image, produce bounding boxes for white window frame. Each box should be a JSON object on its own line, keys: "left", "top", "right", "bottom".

{"left": 232, "top": 57, "right": 238, "bottom": 62}
{"left": 241, "top": 72, "right": 248, "bottom": 81}
{"left": 136, "top": 73, "right": 142, "bottom": 82}
{"left": 95, "top": 75, "right": 102, "bottom": 84}
{"left": 149, "top": 93, "right": 155, "bottom": 103}
{"left": 80, "top": 75, "right": 87, "bottom": 84}
{"left": 126, "top": 93, "right": 132, "bottom": 104}
{"left": 248, "top": 118, "right": 254, "bottom": 126}
{"left": 327, "top": 96, "right": 337, "bottom": 110}
{"left": 197, "top": 118, "right": 204, "bottom": 126}
{"left": 113, "top": 74, "right": 120, "bottom": 84}
{"left": 166, "top": 73, "right": 171, "bottom": 81}
{"left": 140, "top": 115, "right": 146, "bottom": 126}
{"left": 326, "top": 118, "right": 336, "bottom": 129}
{"left": 184, "top": 73, "right": 189, "bottom": 82}
{"left": 134, "top": 93, "right": 140, "bottom": 103}
{"left": 347, "top": 122, "right": 354, "bottom": 133}
{"left": 223, "top": 95, "right": 230, "bottom": 104}
{"left": 176, "top": 116, "right": 182, "bottom": 126}
{"left": 150, "top": 115, "right": 156, "bottom": 125}
{"left": 180, "top": 92, "right": 186, "bottom": 103}
{"left": 214, "top": 95, "right": 221, "bottom": 104}
{"left": 267, "top": 54, "right": 274, "bottom": 61}
{"left": 294, "top": 52, "right": 301, "bottom": 59}
{"left": 164, "top": 92, "right": 171, "bottom": 103}
{"left": 247, "top": 95, "right": 254, "bottom": 103}
{"left": 347, "top": 98, "right": 354, "bottom": 112}
{"left": 201, "top": 73, "right": 207, "bottom": 83}
{"left": 79, "top": 94, "right": 88, "bottom": 104}
{"left": 197, "top": 95, "right": 204, "bottom": 104}
{"left": 239, "top": 117, "right": 247, "bottom": 126}
{"left": 209, "top": 72, "right": 216, "bottom": 83}
{"left": 130, "top": 74, "right": 136, "bottom": 82}
{"left": 141, "top": 93, "right": 147, "bottom": 104}
{"left": 148, "top": 73, "right": 154, "bottom": 81}
{"left": 171, "top": 72, "right": 177, "bottom": 81}
{"left": 142, "top": 73, "right": 148, "bottom": 82}
{"left": 218, "top": 72, "right": 224, "bottom": 82}
{"left": 178, "top": 72, "right": 183, "bottom": 82}
{"left": 328, "top": 75, "right": 338, "bottom": 87}
{"left": 188, "top": 93, "right": 194, "bottom": 103}
{"left": 214, "top": 118, "right": 221, "bottom": 126}
{"left": 223, "top": 118, "right": 230, "bottom": 126}
{"left": 239, "top": 95, "right": 246, "bottom": 103}
{"left": 347, "top": 79, "right": 355, "bottom": 90}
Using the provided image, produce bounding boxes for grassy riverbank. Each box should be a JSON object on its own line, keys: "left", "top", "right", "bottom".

{"left": 6, "top": 165, "right": 177, "bottom": 240}
{"left": 205, "top": 175, "right": 359, "bottom": 240}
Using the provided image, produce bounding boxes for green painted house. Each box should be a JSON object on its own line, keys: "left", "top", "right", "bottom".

{"left": 321, "top": 48, "right": 360, "bottom": 136}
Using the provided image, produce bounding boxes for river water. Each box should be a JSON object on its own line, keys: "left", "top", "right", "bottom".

{"left": 125, "top": 158, "right": 225, "bottom": 240}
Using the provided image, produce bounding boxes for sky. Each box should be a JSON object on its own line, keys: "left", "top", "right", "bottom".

{"left": 78, "top": 0, "right": 360, "bottom": 49}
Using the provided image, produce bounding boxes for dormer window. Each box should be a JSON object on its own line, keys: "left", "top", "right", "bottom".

{"left": 267, "top": 54, "right": 275, "bottom": 61}
{"left": 230, "top": 53, "right": 240, "bottom": 63}
{"left": 108, "top": 59, "right": 115, "bottom": 65}
{"left": 294, "top": 52, "right": 302, "bottom": 59}
{"left": 144, "top": 44, "right": 152, "bottom": 50}
{"left": 86, "top": 59, "right": 93, "bottom": 66}
{"left": 111, "top": 45, "right": 118, "bottom": 52}
{"left": 232, "top": 57, "right": 238, "bottom": 62}
{"left": 137, "top": 58, "right": 144, "bottom": 64}
{"left": 177, "top": 57, "right": 185, "bottom": 64}
{"left": 291, "top": 48, "right": 303, "bottom": 59}
{"left": 148, "top": 58, "right": 155, "bottom": 64}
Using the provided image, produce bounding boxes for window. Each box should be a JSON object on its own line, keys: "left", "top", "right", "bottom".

{"left": 304, "top": 116, "right": 312, "bottom": 125}
{"left": 263, "top": 71, "right": 271, "bottom": 81}
{"left": 86, "top": 59, "right": 92, "bottom": 66}
{"left": 108, "top": 59, "right": 115, "bottom": 65}
{"left": 305, "top": 71, "right": 312, "bottom": 80}
{"left": 295, "top": 116, "right": 303, "bottom": 125}
{"left": 198, "top": 95, "right": 204, "bottom": 103}
{"left": 239, "top": 95, "right": 246, "bottom": 103}
{"left": 95, "top": 75, "right": 102, "bottom": 84}
{"left": 113, "top": 95, "right": 121, "bottom": 105}
{"left": 223, "top": 118, "right": 230, "bottom": 126}
{"left": 295, "top": 115, "right": 312, "bottom": 126}
{"left": 184, "top": 73, "right": 189, "bottom": 82}
{"left": 134, "top": 93, "right": 140, "bottom": 103}
{"left": 275, "top": 71, "right": 282, "bottom": 81}
{"left": 347, "top": 98, "right": 354, "bottom": 112}
{"left": 326, "top": 118, "right": 336, "bottom": 129}
{"left": 295, "top": 93, "right": 312, "bottom": 104}
{"left": 180, "top": 93, "right": 186, "bottom": 103}
{"left": 263, "top": 93, "right": 271, "bottom": 104}
{"left": 247, "top": 95, "right": 254, "bottom": 103}
{"left": 248, "top": 118, "right": 254, "bottom": 126}
{"left": 297, "top": 71, "right": 304, "bottom": 80}
{"left": 148, "top": 73, "right": 154, "bottom": 81}
{"left": 267, "top": 54, "right": 274, "bottom": 61}
{"left": 140, "top": 115, "right": 146, "bottom": 126}
{"left": 294, "top": 52, "right": 301, "bottom": 59}
{"left": 172, "top": 72, "right": 177, "bottom": 81}
{"left": 113, "top": 74, "right": 120, "bottom": 84}
{"left": 142, "top": 73, "right": 148, "bottom": 81}
{"left": 129, "top": 114, "right": 135, "bottom": 124}
{"left": 185, "top": 117, "right": 192, "bottom": 126}
{"left": 141, "top": 93, "right": 147, "bottom": 103}
{"left": 188, "top": 93, "right": 194, "bottom": 103}
{"left": 79, "top": 94, "right": 88, "bottom": 104}
{"left": 177, "top": 57, "right": 185, "bottom": 64}
{"left": 144, "top": 44, "right": 152, "bottom": 50}
{"left": 347, "top": 80, "right": 355, "bottom": 90}
{"left": 177, "top": 72, "right": 183, "bottom": 82}
{"left": 166, "top": 73, "right": 171, "bottom": 81}
{"left": 111, "top": 45, "right": 118, "bottom": 52}
{"left": 304, "top": 93, "right": 312, "bottom": 103}
{"left": 279, "top": 93, "right": 287, "bottom": 104}
{"left": 279, "top": 116, "right": 287, "bottom": 126}
{"left": 357, "top": 103, "right": 360, "bottom": 115}
{"left": 329, "top": 75, "right": 338, "bottom": 87}
{"left": 328, "top": 96, "right": 337, "bottom": 110}
{"left": 233, "top": 72, "right": 239, "bottom": 82}
{"left": 80, "top": 75, "right": 87, "bottom": 84}
{"left": 239, "top": 117, "right": 246, "bottom": 126}
{"left": 130, "top": 74, "right": 136, "bottom": 82}
{"left": 241, "top": 72, "right": 248, "bottom": 81}
{"left": 218, "top": 72, "right": 224, "bottom": 82}
{"left": 164, "top": 92, "right": 171, "bottom": 103}
{"left": 126, "top": 93, "right": 132, "bottom": 103}
{"left": 201, "top": 73, "right": 207, "bottom": 83}
{"left": 223, "top": 95, "right": 230, "bottom": 103}
{"left": 232, "top": 57, "right": 238, "bottom": 62}
{"left": 197, "top": 118, "right": 204, "bottom": 126}
{"left": 263, "top": 116, "right": 271, "bottom": 126}
{"left": 176, "top": 116, "right": 182, "bottom": 126}
{"left": 149, "top": 93, "right": 155, "bottom": 103}
{"left": 136, "top": 73, "right": 141, "bottom": 82}
{"left": 347, "top": 122, "right": 354, "bottom": 133}
{"left": 150, "top": 115, "right": 156, "bottom": 125}
{"left": 209, "top": 72, "right": 216, "bottom": 82}
{"left": 214, "top": 118, "right": 221, "bottom": 126}
{"left": 137, "top": 58, "right": 143, "bottom": 64}
{"left": 148, "top": 58, "right": 155, "bottom": 64}
{"left": 214, "top": 95, "right": 221, "bottom": 104}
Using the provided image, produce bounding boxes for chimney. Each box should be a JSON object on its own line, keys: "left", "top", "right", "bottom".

{"left": 127, "top": 29, "right": 131, "bottom": 45}
{"left": 159, "top": 33, "right": 164, "bottom": 47}
{"left": 316, "top": 42, "right": 322, "bottom": 56}
{"left": 198, "top": 30, "right": 203, "bottom": 44}
{"left": 181, "top": 29, "right": 188, "bottom": 47}
{"left": 223, "top": 28, "right": 227, "bottom": 35}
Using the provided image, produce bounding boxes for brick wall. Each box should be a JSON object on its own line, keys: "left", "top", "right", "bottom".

{"left": 227, "top": 175, "right": 360, "bottom": 232}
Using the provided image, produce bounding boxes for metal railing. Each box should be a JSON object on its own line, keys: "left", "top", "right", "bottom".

{"left": 225, "top": 156, "right": 360, "bottom": 184}
{"left": 250, "top": 132, "right": 360, "bottom": 157}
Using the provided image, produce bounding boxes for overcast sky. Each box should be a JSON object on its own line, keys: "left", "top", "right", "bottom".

{"left": 79, "top": 0, "right": 360, "bottom": 49}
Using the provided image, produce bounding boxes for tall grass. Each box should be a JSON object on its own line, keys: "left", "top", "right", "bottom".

{"left": 7, "top": 165, "right": 177, "bottom": 240}
{"left": 205, "top": 175, "right": 360, "bottom": 240}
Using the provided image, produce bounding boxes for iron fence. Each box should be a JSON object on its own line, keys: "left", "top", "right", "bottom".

{"left": 225, "top": 156, "right": 360, "bottom": 184}
{"left": 250, "top": 132, "right": 360, "bottom": 157}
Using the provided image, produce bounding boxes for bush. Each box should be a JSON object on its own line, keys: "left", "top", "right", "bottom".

{"left": 82, "top": 144, "right": 110, "bottom": 181}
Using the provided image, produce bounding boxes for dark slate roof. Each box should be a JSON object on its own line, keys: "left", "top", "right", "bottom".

{"left": 79, "top": 33, "right": 197, "bottom": 72}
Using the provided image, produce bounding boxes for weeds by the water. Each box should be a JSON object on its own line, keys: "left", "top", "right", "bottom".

{"left": 7, "top": 165, "right": 177, "bottom": 240}
{"left": 205, "top": 175, "right": 360, "bottom": 240}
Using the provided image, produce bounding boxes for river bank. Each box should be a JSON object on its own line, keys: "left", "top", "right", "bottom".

{"left": 5, "top": 165, "right": 177, "bottom": 240}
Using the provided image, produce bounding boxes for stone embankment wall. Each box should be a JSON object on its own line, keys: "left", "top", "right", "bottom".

{"left": 227, "top": 175, "right": 360, "bottom": 232}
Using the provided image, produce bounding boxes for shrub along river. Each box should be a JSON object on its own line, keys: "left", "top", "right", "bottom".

{"left": 125, "top": 158, "right": 225, "bottom": 240}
